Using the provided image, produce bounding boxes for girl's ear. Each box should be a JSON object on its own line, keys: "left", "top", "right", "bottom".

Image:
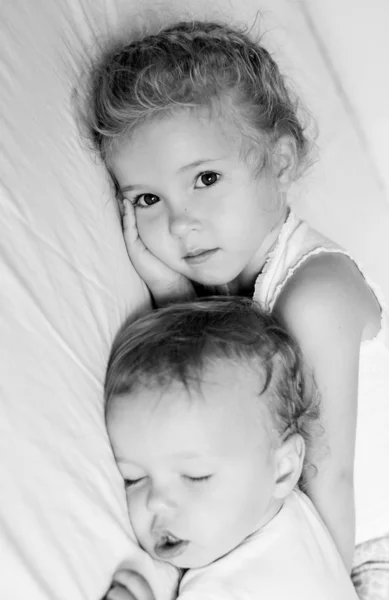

{"left": 273, "top": 433, "right": 305, "bottom": 499}
{"left": 271, "top": 135, "right": 298, "bottom": 187}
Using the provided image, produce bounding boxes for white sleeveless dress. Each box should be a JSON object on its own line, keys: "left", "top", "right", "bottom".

{"left": 252, "top": 210, "right": 389, "bottom": 551}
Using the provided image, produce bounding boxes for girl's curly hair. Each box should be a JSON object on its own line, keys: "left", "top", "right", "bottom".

{"left": 85, "top": 20, "right": 312, "bottom": 179}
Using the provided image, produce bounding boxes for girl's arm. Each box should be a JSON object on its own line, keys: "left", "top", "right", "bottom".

{"left": 273, "top": 252, "right": 380, "bottom": 571}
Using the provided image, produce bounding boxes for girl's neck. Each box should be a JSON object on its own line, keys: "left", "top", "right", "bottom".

{"left": 229, "top": 206, "right": 289, "bottom": 296}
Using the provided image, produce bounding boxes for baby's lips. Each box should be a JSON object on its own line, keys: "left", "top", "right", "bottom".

{"left": 156, "top": 530, "right": 180, "bottom": 542}
{"left": 153, "top": 532, "right": 190, "bottom": 559}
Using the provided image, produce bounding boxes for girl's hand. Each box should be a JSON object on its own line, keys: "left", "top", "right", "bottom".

{"left": 122, "top": 199, "right": 195, "bottom": 306}
{"left": 105, "top": 570, "right": 155, "bottom": 600}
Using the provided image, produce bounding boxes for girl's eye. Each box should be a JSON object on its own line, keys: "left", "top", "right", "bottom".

{"left": 184, "top": 475, "right": 213, "bottom": 484}
{"left": 195, "top": 172, "right": 220, "bottom": 188}
{"left": 134, "top": 193, "right": 160, "bottom": 208}
{"left": 124, "top": 477, "right": 145, "bottom": 488}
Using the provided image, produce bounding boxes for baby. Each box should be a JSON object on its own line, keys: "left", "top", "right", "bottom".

{"left": 104, "top": 297, "right": 358, "bottom": 600}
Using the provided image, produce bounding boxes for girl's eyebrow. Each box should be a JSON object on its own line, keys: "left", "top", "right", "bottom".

{"left": 119, "top": 157, "right": 227, "bottom": 192}
{"left": 178, "top": 157, "right": 226, "bottom": 173}
{"left": 120, "top": 184, "right": 144, "bottom": 194}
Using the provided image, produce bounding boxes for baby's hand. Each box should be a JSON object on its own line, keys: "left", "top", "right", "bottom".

{"left": 122, "top": 199, "right": 195, "bottom": 306}
{"left": 105, "top": 569, "right": 155, "bottom": 600}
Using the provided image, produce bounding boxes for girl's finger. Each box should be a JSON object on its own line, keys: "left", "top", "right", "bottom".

{"left": 113, "top": 570, "right": 155, "bottom": 600}
{"left": 122, "top": 200, "right": 139, "bottom": 245}
{"left": 122, "top": 201, "right": 149, "bottom": 262}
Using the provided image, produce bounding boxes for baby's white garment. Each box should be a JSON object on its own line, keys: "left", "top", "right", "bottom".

{"left": 253, "top": 210, "right": 389, "bottom": 545}
{"left": 178, "top": 490, "right": 358, "bottom": 599}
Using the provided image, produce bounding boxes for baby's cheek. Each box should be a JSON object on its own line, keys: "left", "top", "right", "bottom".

{"left": 200, "top": 503, "right": 246, "bottom": 556}
{"left": 127, "top": 494, "right": 151, "bottom": 546}
{"left": 189, "top": 505, "right": 223, "bottom": 544}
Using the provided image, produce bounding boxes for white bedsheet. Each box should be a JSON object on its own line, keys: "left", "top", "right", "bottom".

{"left": 0, "top": 3, "right": 173, "bottom": 599}
{"left": 1, "top": 1, "right": 388, "bottom": 599}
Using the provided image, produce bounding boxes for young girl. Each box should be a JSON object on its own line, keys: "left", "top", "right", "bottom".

{"left": 86, "top": 20, "right": 389, "bottom": 598}
{"left": 104, "top": 297, "right": 358, "bottom": 600}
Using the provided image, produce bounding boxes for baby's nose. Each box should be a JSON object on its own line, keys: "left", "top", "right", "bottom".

{"left": 146, "top": 484, "right": 178, "bottom": 515}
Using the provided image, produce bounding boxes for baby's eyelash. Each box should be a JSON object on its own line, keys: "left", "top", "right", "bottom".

{"left": 124, "top": 477, "right": 144, "bottom": 488}
{"left": 184, "top": 475, "right": 213, "bottom": 483}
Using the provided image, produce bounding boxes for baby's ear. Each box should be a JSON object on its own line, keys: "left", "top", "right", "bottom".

{"left": 273, "top": 433, "right": 305, "bottom": 499}
{"left": 271, "top": 135, "right": 297, "bottom": 187}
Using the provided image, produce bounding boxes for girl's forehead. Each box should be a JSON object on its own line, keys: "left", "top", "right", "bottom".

{"left": 116, "top": 107, "right": 245, "bottom": 162}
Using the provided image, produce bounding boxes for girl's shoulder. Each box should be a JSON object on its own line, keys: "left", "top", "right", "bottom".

{"left": 274, "top": 251, "right": 381, "bottom": 344}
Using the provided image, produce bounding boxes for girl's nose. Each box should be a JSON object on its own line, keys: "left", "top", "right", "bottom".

{"left": 168, "top": 204, "right": 201, "bottom": 239}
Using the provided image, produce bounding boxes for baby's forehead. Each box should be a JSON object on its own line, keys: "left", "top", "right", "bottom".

{"left": 109, "top": 356, "right": 269, "bottom": 402}
{"left": 108, "top": 361, "right": 276, "bottom": 458}
{"left": 191, "top": 359, "right": 259, "bottom": 392}
{"left": 155, "top": 356, "right": 265, "bottom": 393}
{"left": 121, "top": 358, "right": 272, "bottom": 424}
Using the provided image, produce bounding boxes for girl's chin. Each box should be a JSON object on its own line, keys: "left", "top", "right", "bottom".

{"left": 189, "top": 270, "right": 238, "bottom": 287}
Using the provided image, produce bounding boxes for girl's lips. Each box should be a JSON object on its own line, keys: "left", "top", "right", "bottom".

{"left": 184, "top": 248, "right": 219, "bottom": 265}
{"left": 154, "top": 538, "right": 189, "bottom": 559}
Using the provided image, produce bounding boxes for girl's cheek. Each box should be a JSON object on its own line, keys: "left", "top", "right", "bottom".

{"left": 137, "top": 212, "right": 165, "bottom": 245}
{"left": 136, "top": 215, "right": 151, "bottom": 241}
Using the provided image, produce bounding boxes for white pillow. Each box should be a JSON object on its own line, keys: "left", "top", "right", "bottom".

{"left": 1, "top": 1, "right": 388, "bottom": 599}
{"left": 0, "top": 2, "right": 176, "bottom": 599}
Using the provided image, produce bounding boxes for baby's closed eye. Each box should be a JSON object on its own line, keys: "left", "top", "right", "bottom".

{"left": 124, "top": 477, "right": 146, "bottom": 488}
{"left": 183, "top": 474, "right": 213, "bottom": 484}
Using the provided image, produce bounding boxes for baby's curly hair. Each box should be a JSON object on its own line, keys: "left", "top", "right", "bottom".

{"left": 85, "top": 20, "right": 311, "bottom": 179}
{"left": 105, "top": 296, "right": 320, "bottom": 486}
